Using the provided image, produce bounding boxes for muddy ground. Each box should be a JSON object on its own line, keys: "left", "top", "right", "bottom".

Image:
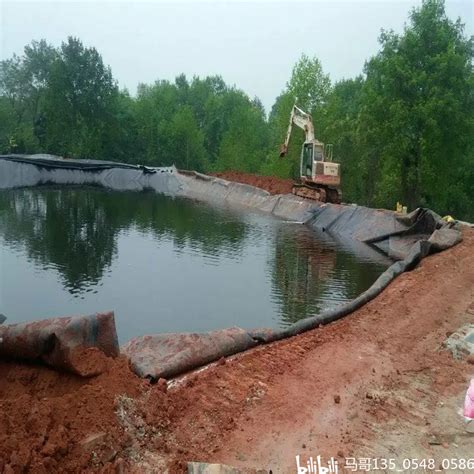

{"left": 0, "top": 180, "right": 473, "bottom": 472}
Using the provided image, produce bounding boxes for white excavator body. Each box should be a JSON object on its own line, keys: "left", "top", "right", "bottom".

{"left": 280, "top": 104, "right": 342, "bottom": 203}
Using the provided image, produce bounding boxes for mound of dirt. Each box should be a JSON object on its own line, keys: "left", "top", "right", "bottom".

{"left": 0, "top": 355, "right": 146, "bottom": 472}
{"left": 211, "top": 171, "right": 294, "bottom": 195}
{"left": 0, "top": 352, "right": 211, "bottom": 473}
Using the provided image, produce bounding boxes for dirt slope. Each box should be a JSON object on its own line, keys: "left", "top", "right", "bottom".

{"left": 0, "top": 229, "right": 473, "bottom": 472}
{"left": 0, "top": 356, "right": 146, "bottom": 472}
{"left": 211, "top": 171, "right": 294, "bottom": 195}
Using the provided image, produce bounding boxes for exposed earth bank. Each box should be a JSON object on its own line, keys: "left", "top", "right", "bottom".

{"left": 0, "top": 209, "right": 473, "bottom": 472}
{"left": 211, "top": 171, "right": 295, "bottom": 195}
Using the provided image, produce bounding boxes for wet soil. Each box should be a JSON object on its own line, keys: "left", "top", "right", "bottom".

{"left": 0, "top": 230, "right": 473, "bottom": 472}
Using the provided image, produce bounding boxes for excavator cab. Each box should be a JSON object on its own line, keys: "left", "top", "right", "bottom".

{"left": 301, "top": 141, "right": 324, "bottom": 179}
{"left": 313, "top": 143, "right": 324, "bottom": 162}
{"left": 302, "top": 143, "right": 313, "bottom": 178}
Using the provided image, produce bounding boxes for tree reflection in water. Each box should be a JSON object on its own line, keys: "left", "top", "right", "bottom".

{"left": 0, "top": 186, "right": 390, "bottom": 336}
{"left": 0, "top": 187, "right": 247, "bottom": 294}
{"left": 270, "top": 224, "right": 391, "bottom": 326}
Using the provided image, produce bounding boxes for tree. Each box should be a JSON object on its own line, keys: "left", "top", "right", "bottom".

{"left": 0, "top": 55, "right": 25, "bottom": 116}
{"left": 132, "top": 75, "right": 270, "bottom": 172}
{"left": 286, "top": 53, "right": 331, "bottom": 113}
{"left": 359, "top": 0, "right": 473, "bottom": 214}
{"left": 0, "top": 40, "right": 57, "bottom": 152}
{"left": 319, "top": 78, "right": 367, "bottom": 204}
{"left": 167, "top": 106, "right": 208, "bottom": 171}
{"left": 134, "top": 80, "right": 178, "bottom": 164}
{"left": 44, "top": 37, "right": 118, "bottom": 158}
{"left": 216, "top": 100, "right": 269, "bottom": 173}
{"left": 100, "top": 89, "right": 140, "bottom": 163}
{"left": 261, "top": 92, "right": 300, "bottom": 178}
{"left": 0, "top": 96, "right": 16, "bottom": 152}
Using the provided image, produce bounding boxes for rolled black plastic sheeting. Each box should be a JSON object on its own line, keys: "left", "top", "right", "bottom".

{"left": 248, "top": 237, "right": 441, "bottom": 344}
{"left": 0, "top": 311, "right": 120, "bottom": 376}
{"left": 0, "top": 154, "right": 152, "bottom": 172}
{"left": 122, "top": 327, "right": 258, "bottom": 381}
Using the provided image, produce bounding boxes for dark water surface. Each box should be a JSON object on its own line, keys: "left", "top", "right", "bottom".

{"left": 0, "top": 187, "right": 391, "bottom": 343}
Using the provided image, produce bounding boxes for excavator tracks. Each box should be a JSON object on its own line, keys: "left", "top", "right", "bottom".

{"left": 292, "top": 184, "right": 341, "bottom": 204}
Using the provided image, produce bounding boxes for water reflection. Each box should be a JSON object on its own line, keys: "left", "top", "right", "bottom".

{"left": 0, "top": 187, "right": 247, "bottom": 294}
{"left": 0, "top": 187, "right": 391, "bottom": 338}
{"left": 270, "top": 225, "right": 390, "bottom": 326}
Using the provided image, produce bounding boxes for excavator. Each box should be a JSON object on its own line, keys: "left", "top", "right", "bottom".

{"left": 280, "top": 103, "right": 342, "bottom": 204}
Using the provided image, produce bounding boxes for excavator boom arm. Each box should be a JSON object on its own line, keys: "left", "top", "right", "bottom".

{"left": 280, "top": 104, "right": 315, "bottom": 157}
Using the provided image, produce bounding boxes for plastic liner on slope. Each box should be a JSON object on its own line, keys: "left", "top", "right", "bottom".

{"left": 176, "top": 171, "right": 317, "bottom": 223}
{"left": 428, "top": 227, "right": 463, "bottom": 251}
{"left": 308, "top": 204, "right": 406, "bottom": 241}
{"left": 122, "top": 328, "right": 258, "bottom": 381}
{"left": 176, "top": 171, "right": 449, "bottom": 260}
{"left": 0, "top": 312, "right": 119, "bottom": 376}
{"left": 0, "top": 155, "right": 182, "bottom": 195}
{"left": 307, "top": 206, "right": 444, "bottom": 260}
{"left": 0, "top": 154, "right": 445, "bottom": 261}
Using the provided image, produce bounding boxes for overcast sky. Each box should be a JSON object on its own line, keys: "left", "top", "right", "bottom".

{"left": 1, "top": 0, "right": 472, "bottom": 111}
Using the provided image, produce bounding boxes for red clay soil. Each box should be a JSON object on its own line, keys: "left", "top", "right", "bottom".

{"left": 0, "top": 355, "right": 145, "bottom": 473}
{"left": 212, "top": 171, "right": 294, "bottom": 195}
{"left": 1, "top": 229, "right": 473, "bottom": 472}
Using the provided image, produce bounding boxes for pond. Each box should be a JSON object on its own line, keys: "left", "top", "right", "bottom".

{"left": 0, "top": 187, "right": 391, "bottom": 343}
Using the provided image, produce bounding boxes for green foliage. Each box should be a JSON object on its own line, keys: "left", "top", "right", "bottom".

{"left": 357, "top": 0, "right": 474, "bottom": 216}
{"left": 166, "top": 106, "right": 207, "bottom": 171}
{"left": 0, "top": 97, "right": 15, "bottom": 151}
{"left": 316, "top": 0, "right": 473, "bottom": 219}
{"left": 44, "top": 37, "right": 118, "bottom": 159}
{"left": 214, "top": 99, "right": 269, "bottom": 173}
{"left": 318, "top": 78, "right": 367, "bottom": 204}
{"left": 132, "top": 75, "right": 269, "bottom": 172}
{"left": 1, "top": 2, "right": 472, "bottom": 220}
{"left": 260, "top": 93, "right": 299, "bottom": 178}
{"left": 287, "top": 53, "right": 331, "bottom": 113}
{"left": 0, "top": 40, "right": 57, "bottom": 153}
{"left": 262, "top": 54, "right": 332, "bottom": 179}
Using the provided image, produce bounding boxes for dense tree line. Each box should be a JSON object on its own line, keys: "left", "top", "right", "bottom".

{"left": 1, "top": 0, "right": 472, "bottom": 219}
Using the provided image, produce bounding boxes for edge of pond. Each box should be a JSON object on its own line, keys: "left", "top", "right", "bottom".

{"left": 0, "top": 154, "right": 463, "bottom": 380}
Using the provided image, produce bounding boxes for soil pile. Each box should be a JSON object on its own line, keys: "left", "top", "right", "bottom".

{"left": 0, "top": 356, "right": 145, "bottom": 472}
{"left": 211, "top": 171, "right": 294, "bottom": 195}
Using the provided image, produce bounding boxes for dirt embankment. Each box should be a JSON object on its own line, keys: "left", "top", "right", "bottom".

{"left": 212, "top": 171, "right": 294, "bottom": 195}
{"left": 1, "top": 230, "right": 473, "bottom": 472}
{"left": 0, "top": 356, "right": 144, "bottom": 472}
